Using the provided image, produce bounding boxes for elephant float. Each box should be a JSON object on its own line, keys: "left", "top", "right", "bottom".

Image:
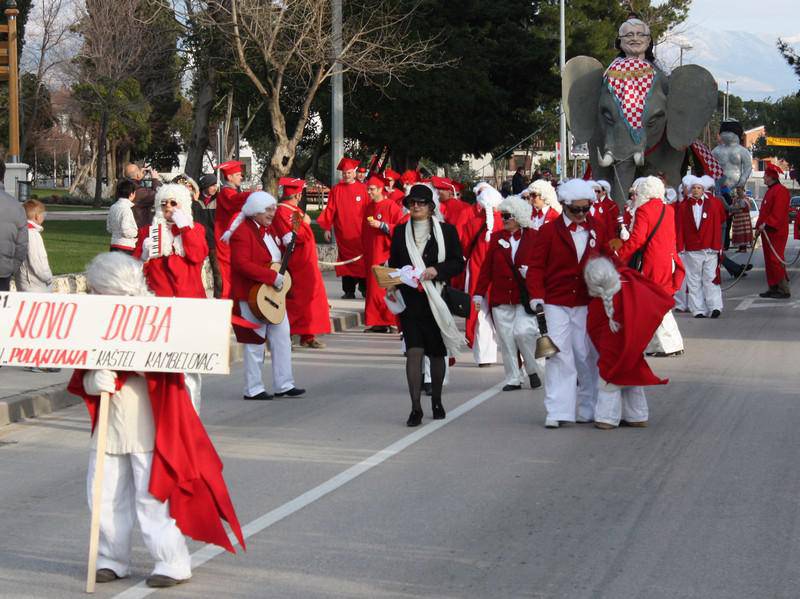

{"left": 562, "top": 18, "right": 718, "bottom": 205}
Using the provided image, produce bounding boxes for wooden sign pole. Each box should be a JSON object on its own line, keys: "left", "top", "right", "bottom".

{"left": 85, "top": 391, "right": 111, "bottom": 594}
{"left": 4, "top": 0, "right": 20, "bottom": 162}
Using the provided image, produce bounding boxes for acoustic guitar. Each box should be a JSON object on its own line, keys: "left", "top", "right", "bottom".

{"left": 247, "top": 211, "right": 302, "bottom": 324}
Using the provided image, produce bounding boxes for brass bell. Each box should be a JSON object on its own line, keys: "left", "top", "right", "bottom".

{"left": 534, "top": 304, "right": 560, "bottom": 359}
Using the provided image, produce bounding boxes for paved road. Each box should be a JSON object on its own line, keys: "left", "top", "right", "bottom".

{"left": 2, "top": 244, "right": 800, "bottom": 598}
{"left": 45, "top": 210, "right": 108, "bottom": 221}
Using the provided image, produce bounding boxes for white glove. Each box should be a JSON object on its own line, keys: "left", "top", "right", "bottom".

{"left": 518, "top": 265, "right": 528, "bottom": 279}
{"left": 171, "top": 208, "right": 191, "bottom": 229}
{"left": 84, "top": 369, "right": 117, "bottom": 395}
{"left": 282, "top": 231, "right": 294, "bottom": 246}
{"left": 530, "top": 299, "right": 544, "bottom": 312}
{"left": 619, "top": 225, "right": 630, "bottom": 241}
{"left": 140, "top": 237, "right": 152, "bottom": 261}
{"left": 273, "top": 272, "right": 285, "bottom": 290}
{"left": 472, "top": 295, "right": 483, "bottom": 308}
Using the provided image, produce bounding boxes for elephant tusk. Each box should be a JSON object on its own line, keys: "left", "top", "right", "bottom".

{"left": 633, "top": 151, "right": 645, "bottom": 166}
{"left": 597, "top": 147, "right": 614, "bottom": 167}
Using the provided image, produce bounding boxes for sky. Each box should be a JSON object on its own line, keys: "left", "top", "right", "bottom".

{"left": 679, "top": 0, "right": 800, "bottom": 39}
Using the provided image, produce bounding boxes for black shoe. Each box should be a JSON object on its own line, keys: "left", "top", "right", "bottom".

{"left": 759, "top": 290, "right": 785, "bottom": 299}
{"left": 477, "top": 363, "right": 493, "bottom": 368}
{"left": 243, "top": 392, "right": 273, "bottom": 400}
{"left": 694, "top": 314, "right": 706, "bottom": 319}
{"left": 529, "top": 373, "right": 542, "bottom": 388}
{"left": 502, "top": 384, "right": 522, "bottom": 392}
{"left": 710, "top": 309, "right": 721, "bottom": 319}
{"left": 146, "top": 574, "right": 189, "bottom": 588}
{"left": 275, "top": 387, "right": 305, "bottom": 397}
{"left": 745, "top": 264, "right": 753, "bottom": 272}
{"left": 647, "top": 349, "right": 684, "bottom": 357}
{"left": 423, "top": 382, "right": 433, "bottom": 396}
{"left": 342, "top": 292, "right": 356, "bottom": 299}
{"left": 365, "top": 326, "right": 390, "bottom": 333}
{"left": 432, "top": 402, "right": 446, "bottom": 420}
{"left": 96, "top": 569, "right": 121, "bottom": 583}
{"left": 406, "top": 409, "right": 423, "bottom": 427}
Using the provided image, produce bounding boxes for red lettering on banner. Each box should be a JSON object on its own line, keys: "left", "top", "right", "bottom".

{"left": 9, "top": 300, "right": 78, "bottom": 339}
{"left": 102, "top": 304, "right": 172, "bottom": 343}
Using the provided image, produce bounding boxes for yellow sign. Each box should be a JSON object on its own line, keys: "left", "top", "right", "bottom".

{"left": 766, "top": 136, "right": 800, "bottom": 147}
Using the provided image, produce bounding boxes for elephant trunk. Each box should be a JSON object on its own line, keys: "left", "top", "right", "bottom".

{"left": 597, "top": 147, "right": 614, "bottom": 168}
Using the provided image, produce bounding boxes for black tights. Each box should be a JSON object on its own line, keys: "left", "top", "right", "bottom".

{"left": 406, "top": 348, "right": 445, "bottom": 412}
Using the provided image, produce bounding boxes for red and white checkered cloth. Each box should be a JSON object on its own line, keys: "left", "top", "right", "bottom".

{"left": 604, "top": 58, "right": 655, "bottom": 141}
{"left": 690, "top": 140, "right": 723, "bottom": 179}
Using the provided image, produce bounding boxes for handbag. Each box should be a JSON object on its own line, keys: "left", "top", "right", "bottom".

{"left": 441, "top": 285, "right": 471, "bottom": 318}
{"left": 628, "top": 204, "right": 665, "bottom": 271}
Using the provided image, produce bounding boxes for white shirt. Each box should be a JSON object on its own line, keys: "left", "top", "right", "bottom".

{"left": 509, "top": 233, "right": 521, "bottom": 261}
{"left": 691, "top": 198, "right": 704, "bottom": 229}
{"left": 563, "top": 212, "right": 589, "bottom": 262}
{"left": 531, "top": 206, "right": 550, "bottom": 231}
{"left": 264, "top": 233, "right": 282, "bottom": 262}
{"left": 107, "top": 197, "right": 138, "bottom": 249}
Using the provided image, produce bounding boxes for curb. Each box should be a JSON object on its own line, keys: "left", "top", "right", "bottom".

{"left": 0, "top": 308, "right": 364, "bottom": 428}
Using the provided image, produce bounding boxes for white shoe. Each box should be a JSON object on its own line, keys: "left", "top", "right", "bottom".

{"left": 576, "top": 417, "right": 593, "bottom": 423}
{"left": 544, "top": 418, "right": 559, "bottom": 429}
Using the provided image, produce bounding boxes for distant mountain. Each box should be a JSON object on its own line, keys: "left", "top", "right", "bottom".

{"left": 655, "top": 25, "right": 800, "bottom": 100}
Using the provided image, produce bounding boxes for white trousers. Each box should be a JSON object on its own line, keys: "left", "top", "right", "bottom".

{"left": 491, "top": 304, "right": 545, "bottom": 386}
{"left": 594, "top": 382, "right": 648, "bottom": 426}
{"left": 646, "top": 311, "right": 684, "bottom": 354}
{"left": 674, "top": 275, "right": 688, "bottom": 311}
{"left": 542, "top": 304, "right": 599, "bottom": 422}
{"left": 423, "top": 356, "right": 450, "bottom": 386}
{"left": 87, "top": 451, "right": 191, "bottom": 580}
{"left": 240, "top": 301, "right": 295, "bottom": 396}
{"left": 472, "top": 301, "right": 498, "bottom": 365}
{"left": 682, "top": 250, "right": 723, "bottom": 316}
{"left": 184, "top": 373, "right": 202, "bottom": 413}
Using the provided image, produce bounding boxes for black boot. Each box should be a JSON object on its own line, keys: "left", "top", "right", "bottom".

{"left": 431, "top": 399, "right": 446, "bottom": 420}
{"left": 529, "top": 373, "right": 542, "bottom": 388}
{"left": 406, "top": 409, "right": 423, "bottom": 427}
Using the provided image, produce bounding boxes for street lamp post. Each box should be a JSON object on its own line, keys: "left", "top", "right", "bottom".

{"left": 3, "top": 0, "right": 20, "bottom": 163}
{"left": 331, "top": 0, "right": 344, "bottom": 186}
{"left": 558, "top": 0, "right": 567, "bottom": 181}
{"left": 724, "top": 80, "right": 735, "bottom": 120}
{"left": 678, "top": 42, "right": 692, "bottom": 67}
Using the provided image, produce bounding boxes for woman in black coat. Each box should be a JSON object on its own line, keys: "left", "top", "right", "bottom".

{"left": 388, "top": 184, "right": 465, "bottom": 426}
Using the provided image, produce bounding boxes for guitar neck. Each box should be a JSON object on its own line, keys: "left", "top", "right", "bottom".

{"left": 278, "top": 234, "right": 296, "bottom": 275}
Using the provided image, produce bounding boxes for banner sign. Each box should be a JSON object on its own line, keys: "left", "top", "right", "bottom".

{"left": 766, "top": 136, "right": 800, "bottom": 147}
{"left": 0, "top": 292, "right": 232, "bottom": 374}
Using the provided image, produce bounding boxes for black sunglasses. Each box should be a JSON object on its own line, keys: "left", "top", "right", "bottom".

{"left": 160, "top": 199, "right": 179, "bottom": 207}
{"left": 501, "top": 212, "right": 514, "bottom": 220}
{"left": 408, "top": 199, "right": 430, "bottom": 207}
{"left": 566, "top": 205, "right": 591, "bottom": 214}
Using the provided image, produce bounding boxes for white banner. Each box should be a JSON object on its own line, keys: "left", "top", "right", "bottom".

{"left": 0, "top": 292, "right": 232, "bottom": 375}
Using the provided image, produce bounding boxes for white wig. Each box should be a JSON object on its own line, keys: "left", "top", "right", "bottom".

{"left": 476, "top": 184, "right": 504, "bottom": 241}
{"left": 221, "top": 191, "right": 277, "bottom": 243}
{"left": 154, "top": 183, "right": 194, "bottom": 227}
{"left": 584, "top": 257, "right": 621, "bottom": 333}
{"left": 596, "top": 179, "right": 611, "bottom": 194}
{"left": 528, "top": 179, "right": 561, "bottom": 214}
{"left": 619, "top": 18, "right": 650, "bottom": 36}
{"left": 86, "top": 252, "right": 150, "bottom": 297}
{"left": 682, "top": 174, "right": 701, "bottom": 190}
{"left": 699, "top": 175, "right": 716, "bottom": 190}
{"left": 499, "top": 195, "right": 533, "bottom": 229}
{"left": 632, "top": 176, "right": 665, "bottom": 210}
{"left": 557, "top": 178, "right": 595, "bottom": 205}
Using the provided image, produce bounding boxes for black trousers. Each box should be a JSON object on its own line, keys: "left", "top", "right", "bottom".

{"left": 342, "top": 276, "right": 366, "bottom": 295}
{"left": 0, "top": 277, "right": 9, "bottom": 291}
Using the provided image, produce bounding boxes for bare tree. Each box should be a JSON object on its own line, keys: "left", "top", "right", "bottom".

{"left": 196, "top": 0, "right": 444, "bottom": 189}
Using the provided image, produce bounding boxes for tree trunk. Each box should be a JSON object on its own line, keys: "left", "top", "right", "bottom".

{"left": 262, "top": 139, "right": 296, "bottom": 195}
{"left": 93, "top": 111, "right": 109, "bottom": 207}
{"left": 185, "top": 67, "right": 217, "bottom": 180}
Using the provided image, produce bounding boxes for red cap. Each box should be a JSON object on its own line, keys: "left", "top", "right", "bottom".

{"left": 383, "top": 168, "right": 401, "bottom": 181}
{"left": 764, "top": 162, "right": 784, "bottom": 177}
{"left": 431, "top": 176, "right": 455, "bottom": 192}
{"left": 216, "top": 160, "right": 244, "bottom": 177}
{"left": 357, "top": 166, "right": 368, "bottom": 173}
{"left": 279, "top": 177, "right": 306, "bottom": 197}
{"left": 400, "top": 170, "right": 419, "bottom": 185}
{"left": 366, "top": 175, "right": 385, "bottom": 189}
{"left": 337, "top": 157, "right": 360, "bottom": 171}
{"left": 453, "top": 181, "right": 464, "bottom": 193}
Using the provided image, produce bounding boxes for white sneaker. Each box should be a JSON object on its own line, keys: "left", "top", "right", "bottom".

{"left": 544, "top": 418, "right": 559, "bottom": 428}
{"left": 576, "top": 417, "right": 593, "bottom": 423}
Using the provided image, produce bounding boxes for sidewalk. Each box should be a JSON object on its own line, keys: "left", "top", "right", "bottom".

{"left": 0, "top": 270, "right": 365, "bottom": 428}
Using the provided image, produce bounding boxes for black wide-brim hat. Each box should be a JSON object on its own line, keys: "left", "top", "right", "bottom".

{"left": 403, "top": 183, "right": 435, "bottom": 208}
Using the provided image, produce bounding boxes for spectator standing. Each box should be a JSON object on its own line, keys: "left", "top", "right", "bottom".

{"left": 0, "top": 159, "right": 28, "bottom": 291}
{"left": 511, "top": 167, "right": 526, "bottom": 195}
{"left": 15, "top": 199, "right": 53, "bottom": 292}
{"left": 193, "top": 173, "right": 222, "bottom": 297}
{"left": 124, "top": 163, "right": 162, "bottom": 228}
{"left": 107, "top": 179, "right": 139, "bottom": 254}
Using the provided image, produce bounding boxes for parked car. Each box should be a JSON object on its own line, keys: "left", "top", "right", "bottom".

{"left": 790, "top": 197, "right": 800, "bottom": 222}
{"left": 747, "top": 197, "right": 759, "bottom": 229}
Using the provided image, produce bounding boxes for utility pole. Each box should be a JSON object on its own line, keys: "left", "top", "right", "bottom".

{"left": 331, "top": 0, "right": 344, "bottom": 186}
{"left": 678, "top": 42, "right": 692, "bottom": 67}
{"left": 2, "top": 0, "right": 20, "bottom": 163}
{"left": 558, "top": 0, "right": 567, "bottom": 181}
{"left": 724, "top": 80, "right": 735, "bottom": 120}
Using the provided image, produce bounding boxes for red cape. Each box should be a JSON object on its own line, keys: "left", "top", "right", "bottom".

{"left": 69, "top": 371, "right": 246, "bottom": 553}
{"left": 586, "top": 267, "right": 672, "bottom": 387}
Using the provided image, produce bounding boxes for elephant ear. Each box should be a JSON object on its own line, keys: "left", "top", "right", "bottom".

{"left": 563, "top": 56, "right": 604, "bottom": 144}
{"left": 666, "top": 65, "right": 717, "bottom": 150}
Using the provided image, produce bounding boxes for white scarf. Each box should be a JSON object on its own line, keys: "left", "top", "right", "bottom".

{"left": 404, "top": 218, "right": 466, "bottom": 356}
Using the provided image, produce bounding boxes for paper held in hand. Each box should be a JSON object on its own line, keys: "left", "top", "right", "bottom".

{"left": 0, "top": 292, "right": 233, "bottom": 375}
{"left": 372, "top": 265, "right": 424, "bottom": 289}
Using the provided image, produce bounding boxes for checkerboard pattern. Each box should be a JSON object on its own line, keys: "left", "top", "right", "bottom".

{"left": 604, "top": 58, "right": 655, "bottom": 135}
{"left": 690, "top": 140, "right": 724, "bottom": 179}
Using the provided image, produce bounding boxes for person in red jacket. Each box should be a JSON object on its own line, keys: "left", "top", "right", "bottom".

{"left": 272, "top": 177, "right": 331, "bottom": 349}
{"left": 222, "top": 191, "right": 305, "bottom": 400}
{"left": 676, "top": 176, "right": 727, "bottom": 318}
{"left": 383, "top": 168, "right": 406, "bottom": 208}
{"left": 525, "top": 178, "right": 608, "bottom": 428}
{"left": 214, "top": 161, "right": 251, "bottom": 298}
{"left": 526, "top": 179, "right": 562, "bottom": 230}
{"left": 432, "top": 176, "right": 470, "bottom": 227}
{"left": 614, "top": 176, "right": 684, "bottom": 356}
{"left": 756, "top": 163, "right": 791, "bottom": 299}
{"left": 473, "top": 195, "right": 543, "bottom": 391}
{"left": 584, "top": 256, "right": 672, "bottom": 429}
{"left": 363, "top": 175, "right": 406, "bottom": 333}
{"left": 317, "top": 157, "right": 368, "bottom": 298}
{"left": 589, "top": 180, "right": 619, "bottom": 240}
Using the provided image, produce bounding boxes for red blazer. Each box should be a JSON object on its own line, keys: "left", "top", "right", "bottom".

{"left": 757, "top": 182, "right": 790, "bottom": 233}
{"left": 133, "top": 223, "right": 209, "bottom": 298}
{"left": 530, "top": 205, "right": 560, "bottom": 230}
{"left": 474, "top": 229, "right": 535, "bottom": 307}
{"left": 229, "top": 218, "right": 279, "bottom": 302}
{"left": 525, "top": 215, "right": 609, "bottom": 307}
{"left": 617, "top": 200, "right": 680, "bottom": 294}
{"left": 592, "top": 197, "right": 621, "bottom": 240}
{"left": 676, "top": 194, "right": 727, "bottom": 252}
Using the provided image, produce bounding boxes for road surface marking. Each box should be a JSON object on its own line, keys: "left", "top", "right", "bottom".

{"left": 111, "top": 382, "right": 504, "bottom": 599}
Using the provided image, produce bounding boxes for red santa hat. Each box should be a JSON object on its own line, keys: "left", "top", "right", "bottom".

{"left": 216, "top": 160, "right": 244, "bottom": 177}
{"left": 220, "top": 191, "right": 277, "bottom": 243}
{"left": 383, "top": 168, "right": 401, "bottom": 182}
{"left": 557, "top": 178, "right": 595, "bottom": 205}
{"left": 337, "top": 157, "right": 360, "bottom": 171}
{"left": 366, "top": 175, "right": 385, "bottom": 188}
{"left": 764, "top": 162, "right": 784, "bottom": 178}
{"left": 279, "top": 177, "right": 306, "bottom": 198}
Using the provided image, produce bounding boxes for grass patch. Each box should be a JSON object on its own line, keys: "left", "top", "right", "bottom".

{"left": 43, "top": 204, "right": 97, "bottom": 212}
{"left": 43, "top": 220, "right": 109, "bottom": 275}
{"left": 32, "top": 187, "right": 70, "bottom": 198}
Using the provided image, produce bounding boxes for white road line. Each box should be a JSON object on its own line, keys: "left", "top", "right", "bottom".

{"left": 111, "top": 382, "right": 504, "bottom": 599}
